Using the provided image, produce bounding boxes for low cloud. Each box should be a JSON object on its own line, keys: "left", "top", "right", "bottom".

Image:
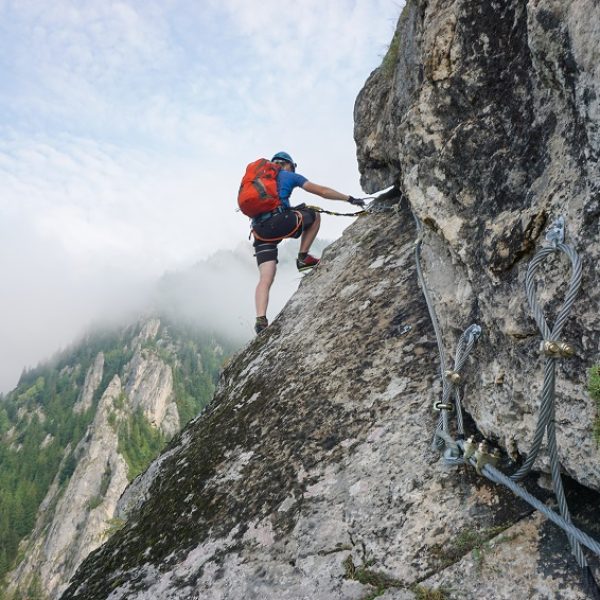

{"left": 0, "top": 0, "right": 403, "bottom": 392}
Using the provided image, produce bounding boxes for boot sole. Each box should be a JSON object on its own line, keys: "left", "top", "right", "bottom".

{"left": 297, "top": 263, "right": 320, "bottom": 272}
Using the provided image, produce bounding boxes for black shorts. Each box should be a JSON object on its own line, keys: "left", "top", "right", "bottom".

{"left": 253, "top": 207, "right": 316, "bottom": 265}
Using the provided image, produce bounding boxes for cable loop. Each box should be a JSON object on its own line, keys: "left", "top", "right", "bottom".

{"left": 417, "top": 212, "right": 599, "bottom": 589}
{"left": 525, "top": 242, "right": 582, "bottom": 342}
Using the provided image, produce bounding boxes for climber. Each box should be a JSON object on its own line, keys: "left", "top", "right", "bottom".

{"left": 249, "top": 151, "right": 364, "bottom": 334}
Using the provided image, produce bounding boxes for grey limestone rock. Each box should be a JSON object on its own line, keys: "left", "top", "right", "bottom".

{"left": 355, "top": 0, "right": 600, "bottom": 490}
{"left": 73, "top": 352, "right": 104, "bottom": 414}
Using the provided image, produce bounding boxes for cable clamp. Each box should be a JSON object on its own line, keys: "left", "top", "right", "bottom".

{"left": 558, "top": 342, "right": 575, "bottom": 358}
{"left": 444, "top": 370, "right": 462, "bottom": 385}
{"left": 540, "top": 340, "right": 575, "bottom": 358}
{"left": 473, "top": 442, "right": 501, "bottom": 474}
{"left": 462, "top": 436, "right": 477, "bottom": 459}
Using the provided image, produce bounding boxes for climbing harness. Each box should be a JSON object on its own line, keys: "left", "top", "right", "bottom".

{"left": 251, "top": 210, "right": 304, "bottom": 243}
{"left": 415, "top": 213, "right": 600, "bottom": 597}
{"left": 249, "top": 197, "right": 387, "bottom": 241}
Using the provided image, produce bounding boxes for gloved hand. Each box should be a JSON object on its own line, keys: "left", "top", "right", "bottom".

{"left": 348, "top": 196, "right": 366, "bottom": 208}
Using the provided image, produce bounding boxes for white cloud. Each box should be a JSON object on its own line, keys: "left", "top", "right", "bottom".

{"left": 0, "top": 0, "right": 403, "bottom": 391}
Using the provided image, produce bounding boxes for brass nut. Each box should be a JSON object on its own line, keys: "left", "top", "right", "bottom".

{"left": 463, "top": 437, "right": 476, "bottom": 459}
{"left": 558, "top": 342, "right": 575, "bottom": 358}
{"left": 541, "top": 340, "right": 575, "bottom": 358}
{"left": 541, "top": 341, "right": 560, "bottom": 356}
{"left": 444, "top": 370, "right": 462, "bottom": 385}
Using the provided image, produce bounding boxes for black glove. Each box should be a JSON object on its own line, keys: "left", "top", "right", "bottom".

{"left": 348, "top": 196, "right": 366, "bottom": 208}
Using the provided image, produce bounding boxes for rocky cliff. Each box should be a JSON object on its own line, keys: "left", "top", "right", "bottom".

{"left": 355, "top": 0, "right": 600, "bottom": 490}
{"left": 1, "top": 318, "right": 227, "bottom": 599}
{"left": 61, "top": 1, "right": 600, "bottom": 599}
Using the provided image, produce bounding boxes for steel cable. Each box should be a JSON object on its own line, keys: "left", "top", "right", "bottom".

{"left": 483, "top": 464, "right": 600, "bottom": 556}
{"left": 498, "top": 225, "right": 595, "bottom": 585}
{"left": 413, "top": 214, "right": 480, "bottom": 451}
{"left": 418, "top": 214, "right": 599, "bottom": 591}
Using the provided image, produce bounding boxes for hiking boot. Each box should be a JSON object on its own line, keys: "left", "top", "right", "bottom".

{"left": 296, "top": 254, "right": 320, "bottom": 272}
{"left": 255, "top": 316, "right": 268, "bottom": 335}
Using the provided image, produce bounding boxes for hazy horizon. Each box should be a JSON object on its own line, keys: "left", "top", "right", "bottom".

{"left": 1, "top": 237, "right": 335, "bottom": 392}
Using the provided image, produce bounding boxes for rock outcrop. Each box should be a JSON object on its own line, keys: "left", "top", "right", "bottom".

{"left": 355, "top": 0, "right": 600, "bottom": 490}
{"left": 73, "top": 352, "right": 104, "bottom": 414}
{"left": 61, "top": 1, "right": 600, "bottom": 599}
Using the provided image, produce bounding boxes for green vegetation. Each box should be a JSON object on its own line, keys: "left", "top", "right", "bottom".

{"left": 589, "top": 365, "right": 600, "bottom": 445}
{"left": 0, "top": 362, "right": 97, "bottom": 583}
{"left": 0, "top": 318, "right": 233, "bottom": 587}
{"left": 104, "top": 517, "right": 126, "bottom": 537}
{"left": 168, "top": 323, "right": 229, "bottom": 426}
{"left": 412, "top": 586, "right": 449, "bottom": 600}
{"left": 342, "top": 555, "right": 403, "bottom": 599}
{"left": 379, "top": 2, "right": 411, "bottom": 79}
{"left": 430, "top": 524, "right": 519, "bottom": 572}
{"left": 117, "top": 409, "right": 165, "bottom": 480}
{"left": 380, "top": 29, "right": 400, "bottom": 79}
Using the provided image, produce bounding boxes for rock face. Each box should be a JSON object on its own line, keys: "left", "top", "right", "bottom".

{"left": 61, "top": 1, "right": 600, "bottom": 599}
{"left": 73, "top": 352, "right": 104, "bottom": 414}
{"left": 355, "top": 0, "right": 600, "bottom": 491}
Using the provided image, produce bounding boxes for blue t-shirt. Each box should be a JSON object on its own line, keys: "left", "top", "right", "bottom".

{"left": 277, "top": 171, "right": 308, "bottom": 208}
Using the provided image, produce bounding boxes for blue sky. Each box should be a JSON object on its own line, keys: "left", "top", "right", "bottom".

{"left": 0, "top": 0, "right": 403, "bottom": 391}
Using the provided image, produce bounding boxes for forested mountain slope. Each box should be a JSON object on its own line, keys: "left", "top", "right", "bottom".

{"left": 0, "top": 318, "right": 232, "bottom": 599}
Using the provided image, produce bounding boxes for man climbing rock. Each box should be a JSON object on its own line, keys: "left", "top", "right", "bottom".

{"left": 245, "top": 151, "right": 363, "bottom": 334}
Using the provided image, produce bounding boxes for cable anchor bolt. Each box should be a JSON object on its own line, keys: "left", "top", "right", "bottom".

{"left": 444, "top": 370, "right": 462, "bottom": 385}
{"left": 462, "top": 436, "right": 477, "bottom": 460}
{"left": 474, "top": 441, "right": 500, "bottom": 474}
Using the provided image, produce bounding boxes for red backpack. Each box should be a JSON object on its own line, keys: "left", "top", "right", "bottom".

{"left": 237, "top": 159, "right": 282, "bottom": 218}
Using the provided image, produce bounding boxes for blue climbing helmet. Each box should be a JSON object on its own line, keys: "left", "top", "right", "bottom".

{"left": 271, "top": 151, "right": 297, "bottom": 172}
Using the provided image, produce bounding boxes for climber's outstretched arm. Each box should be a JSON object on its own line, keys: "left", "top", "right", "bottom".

{"left": 302, "top": 181, "right": 350, "bottom": 202}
